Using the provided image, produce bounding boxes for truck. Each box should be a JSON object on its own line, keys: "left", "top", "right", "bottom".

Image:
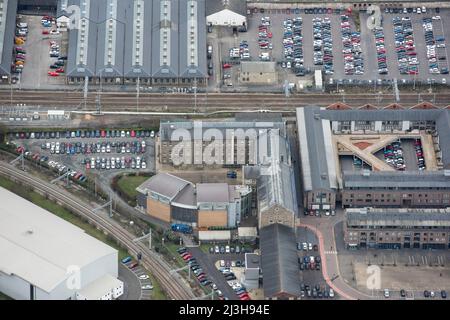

{"left": 171, "top": 223, "right": 193, "bottom": 234}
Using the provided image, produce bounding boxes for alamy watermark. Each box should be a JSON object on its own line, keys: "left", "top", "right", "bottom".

{"left": 366, "top": 5, "right": 382, "bottom": 30}
{"left": 66, "top": 265, "right": 82, "bottom": 290}
{"left": 366, "top": 265, "right": 381, "bottom": 290}
{"left": 170, "top": 121, "right": 280, "bottom": 173}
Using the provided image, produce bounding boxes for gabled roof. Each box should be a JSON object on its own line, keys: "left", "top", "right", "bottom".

{"left": 136, "top": 173, "right": 192, "bottom": 200}
{"left": 260, "top": 224, "right": 300, "bottom": 299}
{"left": 206, "top": 0, "right": 247, "bottom": 16}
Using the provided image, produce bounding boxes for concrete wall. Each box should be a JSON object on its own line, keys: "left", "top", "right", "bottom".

{"left": 147, "top": 198, "right": 171, "bottom": 222}
{"left": 259, "top": 204, "right": 295, "bottom": 229}
{"left": 198, "top": 210, "right": 227, "bottom": 227}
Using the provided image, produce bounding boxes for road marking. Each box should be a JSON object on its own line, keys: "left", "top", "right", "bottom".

{"left": 324, "top": 251, "right": 338, "bottom": 255}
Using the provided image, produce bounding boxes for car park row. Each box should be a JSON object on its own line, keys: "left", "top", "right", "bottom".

{"left": 312, "top": 17, "right": 333, "bottom": 75}
{"left": 383, "top": 140, "right": 406, "bottom": 170}
{"left": 11, "top": 129, "right": 155, "bottom": 140}
{"left": 121, "top": 257, "right": 154, "bottom": 293}
{"left": 373, "top": 27, "right": 388, "bottom": 75}
{"left": 258, "top": 16, "right": 273, "bottom": 61}
{"left": 281, "top": 17, "right": 305, "bottom": 75}
{"left": 393, "top": 17, "right": 419, "bottom": 75}
{"left": 217, "top": 265, "right": 251, "bottom": 300}
{"left": 15, "top": 145, "right": 88, "bottom": 183}
{"left": 300, "top": 283, "right": 335, "bottom": 299}
{"left": 83, "top": 156, "right": 147, "bottom": 170}
{"left": 414, "top": 139, "right": 426, "bottom": 170}
{"left": 341, "top": 14, "right": 364, "bottom": 75}
{"left": 12, "top": 22, "right": 28, "bottom": 77}
{"left": 41, "top": 141, "right": 147, "bottom": 155}
{"left": 422, "top": 16, "right": 449, "bottom": 76}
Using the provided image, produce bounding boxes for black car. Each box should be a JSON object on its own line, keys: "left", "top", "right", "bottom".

{"left": 424, "top": 290, "right": 430, "bottom": 298}
{"left": 441, "top": 290, "right": 447, "bottom": 299}
{"left": 400, "top": 289, "right": 406, "bottom": 297}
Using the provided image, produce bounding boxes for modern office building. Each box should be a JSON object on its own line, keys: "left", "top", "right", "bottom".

{"left": 57, "top": 0, "right": 207, "bottom": 85}
{"left": 0, "top": 187, "right": 122, "bottom": 300}
{"left": 344, "top": 207, "right": 450, "bottom": 250}
{"left": 136, "top": 172, "right": 250, "bottom": 228}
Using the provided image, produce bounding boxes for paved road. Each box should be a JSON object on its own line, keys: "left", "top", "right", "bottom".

{"left": 118, "top": 263, "right": 142, "bottom": 300}
{"left": 298, "top": 215, "right": 376, "bottom": 300}
{"left": 188, "top": 247, "right": 245, "bottom": 300}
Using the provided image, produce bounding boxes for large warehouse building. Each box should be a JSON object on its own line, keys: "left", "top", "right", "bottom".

{"left": 0, "top": 187, "right": 123, "bottom": 300}
{"left": 57, "top": 0, "right": 207, "bottom": 85}
{"left": 296, "top": 105, "right": 450, "bottom": 212}
{"left": 0, "top": 0, "right": 18, "bottom": 83}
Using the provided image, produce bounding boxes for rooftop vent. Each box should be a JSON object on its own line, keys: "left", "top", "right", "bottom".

{"left": 362, "top": 170, "right": 371, "bottom": 177}
{"left": 26, "top": 229, "right": 34, "bottom": 235}
{"left": 359, "top": 208, "right": 368, "bottom": 215}
{"left": 314, "top": 113, "right": 321, "bottom": 120}
{"left": 321, "top": 173, "right": 327, "bottom": 180}
{"left": 444, "top": 170, "right": 450, "bottom": 177}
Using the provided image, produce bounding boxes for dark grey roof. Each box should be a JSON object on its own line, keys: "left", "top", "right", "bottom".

{"left": 136, "top": 173, "right": 192, "bottom": 200}
{"left": 206, "top": 0, "right": 247, "bottom": 16}
{"left": 65, "top": 0, "right": 206, "bottom": 79}
{"left": 19, "top": 0, "right": 57, "bottom": 7}
{"left": 260, "top": 224, "right": 300, "bottom": 299}
{"left": 296, "top": 106, "right": 337, "bottom": 192}
{"left": 243, "top": 165, "right": 261, "bottom": 180}
{"left": 245, "top": 253, "right": 260, "bottom": 269}
{"left": 172, "top": 183, "right": 197, "bottom": 207}
{"left": 0, "top": 0, "right": 18, "bottom": 76}
{"left": 343, "top": 170, "right": 450, "bottom": 189}
{"left": 347, "top": 208, "right": 450, "bottom": 227}
{"left": 197, "top": 183, "right": 229, "bottom": 203}
{"left": 256, "top": 162, "right": 298, "bottom": 216}
{"left": 436, "top": 110, "right": 450, "bottom": 167}
{"left": 320, "top": 109, "right": 441, "bottom": 122}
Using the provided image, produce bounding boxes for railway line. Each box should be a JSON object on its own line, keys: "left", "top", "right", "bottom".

{"left": 0, "top": 162, "right": 195, "bottom": 300}
{"left": 0, "top": 90, "right": 449, "bottom": 110}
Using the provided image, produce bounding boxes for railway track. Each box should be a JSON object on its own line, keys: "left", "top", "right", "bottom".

{"left": 0, "top": 162, "right": 195, "bottom": 300}
{"left": 1, "top": 90, "right": 449, "bottom": 109}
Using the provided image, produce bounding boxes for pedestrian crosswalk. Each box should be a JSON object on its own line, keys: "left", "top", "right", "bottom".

{"left": 324, "top": 250, "right": 338, "bottom": 255}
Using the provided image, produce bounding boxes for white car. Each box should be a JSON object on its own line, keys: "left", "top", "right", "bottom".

{"left": 142, "top": 285, "right": 153, "bottom": 290}
{"left": 225, "top": 245, "right": 230, "bottom": 253}
{"left": 384, "top": 289, "right": 390, "bottom": 298}
{"left": 308, "top": 243, "right": 312, "bottom": 251}
{"left": 302, "top": 242, "right": 307, "bottom": 251}
{"left": 212, "top": 283, "right": 218, "bottom": 290}
{"left": 139, "top": 275, "right": 149, "bottom": 280}
{"left": 220, "top": 260, "right": 225, "bottom": 267}
{"left": 329, "top": 288, "right": 335, "bottom": 298}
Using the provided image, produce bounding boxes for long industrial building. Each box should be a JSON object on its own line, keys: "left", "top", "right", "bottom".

{"left": 344, "top": 207, "right": 450, "bottom": 250}
{"left": 0, "top": 0, "right": 18, "bottom": 83}
{"left": 57, "top": 0, "right": 207, "bottom": 85}
{"left": 296, "top": 106, "right": 450, "bottom": 212}
{"left": 0, "top": 187, "right": 123, "bottom": 300}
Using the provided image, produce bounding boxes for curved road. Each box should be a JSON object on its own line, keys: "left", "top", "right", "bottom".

{"left": 0, "top": 162, "right": 195, "bottom": 300}
{"left": 298, "top": 220, "right": 376, "bottom": 300}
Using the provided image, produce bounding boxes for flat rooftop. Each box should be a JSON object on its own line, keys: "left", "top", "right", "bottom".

{"left": 0, "top": 187, "right": 117, "bottom": 293}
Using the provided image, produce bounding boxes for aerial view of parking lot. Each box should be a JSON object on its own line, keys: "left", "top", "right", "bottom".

{"left": 1, "top": 1, "right": 450, "bottom": 313}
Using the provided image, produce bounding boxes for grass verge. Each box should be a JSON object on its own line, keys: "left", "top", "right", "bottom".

{"left": 116, "top": 175, "right": 148, "bottom": 200}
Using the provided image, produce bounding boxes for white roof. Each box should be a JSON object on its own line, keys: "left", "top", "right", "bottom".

{"left": 0, "top": 187, "right": 117, "bottom": 293}
{"left": 238, "top": 227, "right": 257, "bottom": 238}
{"left": 77, "top": 274, "right": 123, "bottom": 300}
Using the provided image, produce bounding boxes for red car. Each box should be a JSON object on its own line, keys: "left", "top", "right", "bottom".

{"left": 130, "top": 130, "right": 136, "bottom": 137}
{"left": 56, "top": 68, "right": 64, "bottom": 73}
{"left": 48, "top": 71, "right": 59, "bottom": 76}
{"left": 223, "top": 63, "right": 232, "bottom": 69}
{"left": 42, "top": 29, "right": 49, "bottom": 35}
{"left": 101, "top": 130, "right": 106, "bottom": 137}
{"left": 240, "top": 295, "right": 250, "bottom": 300}
{"left": 182, "top": 255, "right": 192, "bottom": 260}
